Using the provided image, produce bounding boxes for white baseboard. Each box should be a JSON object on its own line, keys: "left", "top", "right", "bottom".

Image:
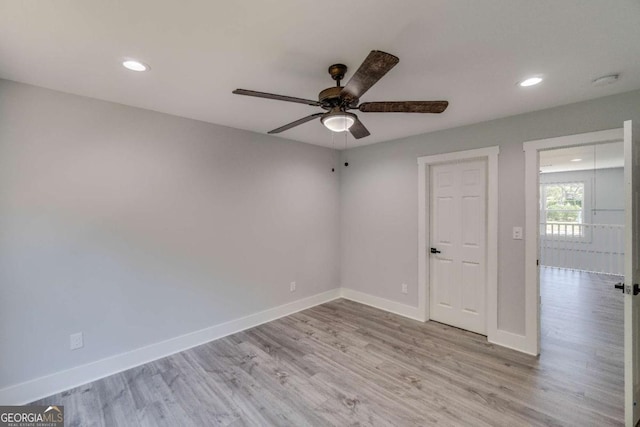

{"left": 488, "top": 329, "right": 538, "bottom": 356}
{"left": 340, "top": 288, "right": 426, "bottom": 322}
{"left": 340, "top": 288, "right": 536, "bottom": 356}
{"left": 1, "top": 287, "right": 536, "bottom": 405}
{"left": 0, "top": 288, "right": 342, "bottom": 405}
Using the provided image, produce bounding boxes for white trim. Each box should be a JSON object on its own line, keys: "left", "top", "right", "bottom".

{"left": 524, "top": 127, "right": 624, "bottom": 356}
{"left": 0, "top": 288, "right": 342, "bottom": 405}
{"left": 486, "top": 149, "right": 499, "bottom": 345}
{"left": 523, "top": 128, "right": 624, "bottom": 152}
{"left": 417, "top": 146, "right": 500, "bottom": 166}
{"left": 488, "top": 330, "right": 537, "bottom": 356}
{"left": 524, "top": 140, "right": 541, "bottom": 355}
{"left": 1, "top": 275, "right": 543, "bottom": 406}
{"left": 624, "top": 120, "right": 634, "bottom": 426}
{"left": 417, "top": 146, "right": 500, "bottom": 344}
{"left": 623, "top": 119, "right": 639, "bottom": 426}
{"left": 340, "top": 288, "right": 425, "bottom": 321}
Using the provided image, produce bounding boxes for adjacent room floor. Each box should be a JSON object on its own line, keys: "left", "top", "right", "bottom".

{"left": 35, "top": 268, "right": 624, "bottom": 426}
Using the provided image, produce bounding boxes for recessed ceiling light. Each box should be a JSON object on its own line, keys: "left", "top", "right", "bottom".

{"left": 122, "top": 60, "right": 149, "bottom": 72}
{"left": 592, "top": 74, "right": 619, "bottom": 86}
{"left": 519, "top": 76, "right": 543, "bottom": 87}
{"left": 570, "top": 158, "right": 582, "bottom": 162}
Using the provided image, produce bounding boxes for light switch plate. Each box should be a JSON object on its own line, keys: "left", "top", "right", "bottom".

{"left": 513, "top": 226, "right": 523, "bottom": 240}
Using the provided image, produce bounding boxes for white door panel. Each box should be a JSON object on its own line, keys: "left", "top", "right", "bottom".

{"left": 461, "top": 261, "right": 481, "bottom": 313}
{"left": 624, "top": 120, "right": 640, "bottom": 426}
{"left": 430, "top": 159, "right": 487, "bottom": 335}
{"left": 435, "top": 258, "right": 455, "bottom": 308}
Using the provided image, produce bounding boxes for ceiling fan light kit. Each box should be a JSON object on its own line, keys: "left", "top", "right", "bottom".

{"left": 233, "top": 50, "right": 449, "bottom": 140}
{"left": 322, "top": 110, "right": 356, "bottom": 132}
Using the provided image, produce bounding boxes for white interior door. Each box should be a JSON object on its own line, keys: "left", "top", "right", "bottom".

{"left": 624, "top": 119, "right": 640, "bottom": 426}
{"left": 430, "top": 159, "right": 487, "bottom": 335}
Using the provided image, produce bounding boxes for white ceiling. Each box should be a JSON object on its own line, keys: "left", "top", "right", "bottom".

{"left": 540, "top": 141, "right": 624, "bottom": 173}
{"left": 1, "top": 1, "right": 639, "bottom": 149}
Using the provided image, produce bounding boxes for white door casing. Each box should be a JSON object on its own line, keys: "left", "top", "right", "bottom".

{"left": 418, "top": 146, "right": 498, "bottom": 344}
{"left": 429, "top": 159, "right": 487, "bottom": 335}
{"left": 624, "top": 119, "right": 640, "bottom": 426}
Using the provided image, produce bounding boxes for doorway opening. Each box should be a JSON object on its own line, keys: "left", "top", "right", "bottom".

{"left": 523, "top": 128, "right": 624, "bottom": 355}
{"left": 525, "top": 123, "right": 640, "bottom": 424}
{"left": 538, "top": 141, "right": 625, "bottom": 422}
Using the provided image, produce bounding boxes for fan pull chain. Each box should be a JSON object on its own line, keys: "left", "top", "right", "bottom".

{"left": 343, "top": 130, "right": 349, "bottom": 167}
{"left": 331, "top": 131, "right": 336, "bottom": 172}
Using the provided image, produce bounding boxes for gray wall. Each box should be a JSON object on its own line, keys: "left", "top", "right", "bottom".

{"left": 0, "top": 79, "right": 340, "bottom": 389}
{"left": 340, "top": 89, "right": 640, "bottom": 335}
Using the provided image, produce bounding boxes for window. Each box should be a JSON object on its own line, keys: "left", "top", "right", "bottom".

{"left": 540, "top": 181, "right": 585, "bottom": 237}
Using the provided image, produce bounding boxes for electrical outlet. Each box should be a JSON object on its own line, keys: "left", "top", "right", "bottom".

{"left": 70, "top": 332, "right": 83, "bottom": 350}
{"left": 290, "top": 281, "right": 296, "bottom": 292}
{"left": 401, "top": 283, "right": 408, "bottom": 294}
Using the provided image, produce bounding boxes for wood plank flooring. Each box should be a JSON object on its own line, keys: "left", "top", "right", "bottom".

{"left": 34, "top": 268, "right": 624, "bottom": 426}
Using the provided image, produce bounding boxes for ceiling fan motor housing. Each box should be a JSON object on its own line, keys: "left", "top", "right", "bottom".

{"left": 319, "top": 86, "right": 358, "bottom": 110}
{"left": 320, "top": 64, "right": 359, "bottom": 109}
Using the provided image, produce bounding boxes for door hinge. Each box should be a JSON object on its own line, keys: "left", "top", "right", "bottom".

{"left": 536, "top": 259, "right": 539, "bottom": 266}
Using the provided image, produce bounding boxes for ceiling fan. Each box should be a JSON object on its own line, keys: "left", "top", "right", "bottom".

{"left": 232, "top": 50, "right": 449, "bottom": 139}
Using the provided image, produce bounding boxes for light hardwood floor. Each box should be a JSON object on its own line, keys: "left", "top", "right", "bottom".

{"left": 34, "top": 268, "right": 624, "bottom": 426}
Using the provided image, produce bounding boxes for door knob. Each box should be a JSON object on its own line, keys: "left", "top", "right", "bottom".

{"left": 430, "top": 248, "right": 441, "bottom": 254}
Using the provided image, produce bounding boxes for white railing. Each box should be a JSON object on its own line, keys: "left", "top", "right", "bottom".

{"left": 539, "top": 222, "right": 625, "bottom": 275}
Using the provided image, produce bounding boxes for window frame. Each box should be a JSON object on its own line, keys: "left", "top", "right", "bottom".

{"left": 539, "top": 178, "right": 592, "bottom": 242}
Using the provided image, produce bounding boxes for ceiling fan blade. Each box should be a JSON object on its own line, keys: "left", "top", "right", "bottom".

{"left": 341, "top": 51, "right": 399, "bottom": 101}
{"left": 349, "top": 117, "right": 371, "bottom": 139}
{"left": 268, "top": 113, "right": 324, "bottom": 134}
{"left": 359, "top": 101, "right": 449, "bottom": 114}
{"left": 233, "top": 89, "right": 321, "bottom": 106}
